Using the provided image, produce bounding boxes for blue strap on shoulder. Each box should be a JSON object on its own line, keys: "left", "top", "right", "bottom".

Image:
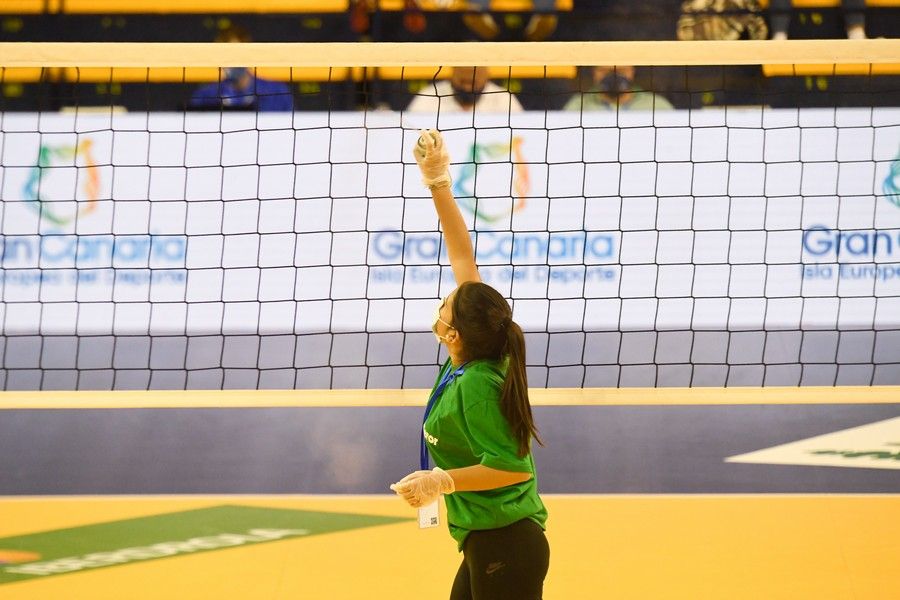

{"left": 420, "top": 362, "right": 467, "bottom": 470}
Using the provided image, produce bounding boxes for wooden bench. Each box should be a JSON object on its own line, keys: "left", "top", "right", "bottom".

{"left": 0, "top": 0, "right": 572, "bottom": 14}
{"left": 757, "top": 1, "right": 899, "bottom": 7}
{"left": 763, "top": 63, "right": 900, "bottom": 75}
{"left": 1, "top": 0, "right": 60, "bottom": 13}
{"left": 1, "top": 65, "right": 575, "bottom": 83}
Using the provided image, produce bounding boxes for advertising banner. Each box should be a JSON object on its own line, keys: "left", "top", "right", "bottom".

{"left": 1, "top": 110, "right": 899, "bottom": 337}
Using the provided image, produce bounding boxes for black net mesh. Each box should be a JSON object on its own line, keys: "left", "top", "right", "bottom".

{"left": 1, "top": 63, "right": 899, "bottom": 390}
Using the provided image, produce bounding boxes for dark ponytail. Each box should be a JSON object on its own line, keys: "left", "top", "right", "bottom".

{"left": 451, "top": 282, "right": 542, "bottom": 458}
{"left": 500, "top": 319, "right": 542, "bottom": 457}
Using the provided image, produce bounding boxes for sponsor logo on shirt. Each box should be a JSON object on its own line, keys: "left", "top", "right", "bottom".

{"left": 423, "top": 424, "right": 438, "bottom": 447}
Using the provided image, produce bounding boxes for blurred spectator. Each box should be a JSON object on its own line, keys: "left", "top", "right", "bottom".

{"left": 189, "top": 26, "right": 293, "bottom": 112}
{"left": 403, "top": 0, "right": 428, "bottom": 34}
{"left": 406, "top": 66, "right": 524, "bottom": 112}
{"left": 769, "top": 0, "right": 866, "bottom": 40}
{"left": 352, "top": 0, "right": 427, "bottom": 35}
{"left": 463, "top": 0, "right": 558, "bottom": 41}
{"left": 677, "top": 0, "right": 768, "bottom": 40}
{"left": 350, "top": 0, "right": 374, "bottom": 34}
{"left": 564, "top": 66, "right": 673, "bottom": 111}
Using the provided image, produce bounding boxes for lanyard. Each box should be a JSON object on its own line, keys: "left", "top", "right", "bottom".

{"left": 420, "top": 361, "right": 467, "bottom": 471}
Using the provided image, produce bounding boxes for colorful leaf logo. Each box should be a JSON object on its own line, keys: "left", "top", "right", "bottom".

{"left": 883, "top": 147, "right": 900, "bottom": 210}
{"left": 453, "top": 137, "right": 530, "bottom": 225}
{"left": 22, "top": 139, "right": 100, "bottom": 226}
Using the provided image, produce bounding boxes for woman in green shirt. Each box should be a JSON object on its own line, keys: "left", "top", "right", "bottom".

{"left": 390, "top": 130, "right": 549, "bottom": 599}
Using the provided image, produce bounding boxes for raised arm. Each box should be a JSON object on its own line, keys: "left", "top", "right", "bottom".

{"left": 414, "top": 130, "right": 481, "bottom": 285}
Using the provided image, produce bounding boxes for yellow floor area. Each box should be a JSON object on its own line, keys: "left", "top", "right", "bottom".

{"left": 0, "top": 494, "right": 897, "bottom": 599}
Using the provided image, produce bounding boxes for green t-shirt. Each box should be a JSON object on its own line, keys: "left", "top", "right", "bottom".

{"left": 424, "top": 358, "right": 548, "bottom": 550}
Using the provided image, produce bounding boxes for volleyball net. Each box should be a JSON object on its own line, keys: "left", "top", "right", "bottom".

{"left": 1, "top": 40, "right": 899, "bottom": 391}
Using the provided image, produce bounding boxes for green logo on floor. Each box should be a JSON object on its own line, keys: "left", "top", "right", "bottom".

{"left": 726, "top": 416, "right": 900, "bottom": 470}
{"left": 0, "top": 505, "right": 410, "bottom": 585}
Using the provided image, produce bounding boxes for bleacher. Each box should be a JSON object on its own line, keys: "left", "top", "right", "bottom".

{"left": 1, "top": 0, "right": 898, "bottom": 111}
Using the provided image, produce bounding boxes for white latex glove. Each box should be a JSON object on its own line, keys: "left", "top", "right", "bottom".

{"left": 412, "top": 129, "right": 451, "bottom": 189}
{"left": 390, "top": 467, "right": 455, "bottom": 508}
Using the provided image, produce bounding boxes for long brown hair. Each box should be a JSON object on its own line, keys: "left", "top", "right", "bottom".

{"left": 451, "top": 281, "right": 542, "bottom": 457}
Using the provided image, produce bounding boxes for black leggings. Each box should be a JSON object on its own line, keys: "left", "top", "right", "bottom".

{"left": 450, "top": 518, "right": 550, "bottom": 600}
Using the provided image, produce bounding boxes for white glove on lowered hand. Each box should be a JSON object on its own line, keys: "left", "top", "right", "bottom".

{"left": 412, "top": 129, "right": 451, "bottom": 189}
{"left": 390, "top": 467, "right": 455, "bottom": 508}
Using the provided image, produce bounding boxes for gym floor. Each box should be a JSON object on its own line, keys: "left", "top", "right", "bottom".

{"left": 1, "top": 387, "right": 898, "bottom": 599}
